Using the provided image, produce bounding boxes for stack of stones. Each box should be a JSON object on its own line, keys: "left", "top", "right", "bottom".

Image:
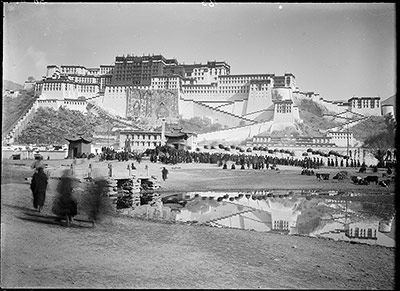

{"left": 106, "top": 178, "right": 119, "bottom": 207}
{"left": 116, "top": 178, "right": 141, "bottom": 210}
{"left": 131, "top": 179, "right": 141, "bottom": 208}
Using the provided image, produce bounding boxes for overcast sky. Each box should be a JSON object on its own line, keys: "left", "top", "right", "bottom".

{"left": 3, "top": 2, "right": 396, "bottom": 101}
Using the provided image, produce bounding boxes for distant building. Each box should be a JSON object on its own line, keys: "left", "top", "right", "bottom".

{"left": 247, "top": 135, "right": 335, "bottom": 148}
{"left": 182, "top": 60, "right": 231, "bottom": 85}
{"left": 381, "top": 104, "right": 395, "bottom": 120}
{"left": 26, "top": 53, "right": 394, "bottom": 151}
{"left": 34, "top": 63, "right": 114, "bottom": 99}
{"left": 345, "top": 222, "right": 378, "bottom": 240}
{"left": 4, "top": 89, "right": 20, "bottom": 98}
{"left": 326, "top": 131, "right": 354, "bottom": 147}
{"left": 33, "top": 54, "right": 303, "bottom": 128}
{"left": 65, "top": 136, "right": 93, "bottom": 158}
{"left": 118, "top": 127, "right": 198, "bottom": 152}
{"left": 24, "top": 79, "right": 36, "bottom": 90}
{"left": 165, "top": 128, "right": 198, "bottom": 150}
{"left": 119, "top": 130, "right": 163, "bottom": 152}
{"left": 348, "top": 96, "right": 381, "bottom": 116}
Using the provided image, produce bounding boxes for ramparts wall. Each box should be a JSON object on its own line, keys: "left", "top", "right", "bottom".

{"left": 197, "top": 121, "right": 273, "bottom": 143}
{"left": 180, "top": 99, "right": 254, "bottom": 127}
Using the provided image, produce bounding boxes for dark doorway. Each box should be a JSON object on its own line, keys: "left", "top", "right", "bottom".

{"left": 73, "top": 147, "right": 78, "bottom": 158}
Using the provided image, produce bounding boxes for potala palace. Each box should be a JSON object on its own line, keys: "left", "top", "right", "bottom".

{"left": 4, "top": 53, "right": 395, "bottom": 152}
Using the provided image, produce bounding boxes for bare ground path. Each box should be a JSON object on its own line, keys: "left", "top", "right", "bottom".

{"left": 1, "top": 160, "right": 396, "bottom": 289}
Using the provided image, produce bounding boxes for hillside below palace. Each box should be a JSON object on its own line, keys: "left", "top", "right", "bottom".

{"left": 6, "top": 53, "right": 394, "bottom": 151}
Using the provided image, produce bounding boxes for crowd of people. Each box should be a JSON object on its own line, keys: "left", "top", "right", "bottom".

{"left": 100, "top": 146, "right": 143, "bottom": 163}
{"left": 29, "top": 156, "right": 111, "bottom": 227}
{"left": 95, "top": 143, "right": 398, "bottom": 173}
{"left": 141, "top": 145, "right": 366, "bottom": 170}
{"left": 70, "top": 144, "right": 396, "bottom": 182}
{"left": 93, "top": 144, "right": 381, "bottom": 171}
{"left": 88, "top": 144, "right": 399, "bottom": 181}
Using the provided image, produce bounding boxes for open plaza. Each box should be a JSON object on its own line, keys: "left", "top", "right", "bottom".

{"left": 1, "top": 154, "right": 396, "bottom": 289}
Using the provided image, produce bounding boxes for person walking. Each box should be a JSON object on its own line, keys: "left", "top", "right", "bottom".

{"left": 52, "top": 170, "right": 78, "bottom": 227}
{"left": 31, "top": 156, "right": 45, "bottom": 173}
{"left": 82, "top": 177, "right": 112, "bottom": 227}
{"left": 161, "top": 167, "right": 169, "bottom": 181}
{"left": 30, "top": 167, "right": 48, "bottom": 212}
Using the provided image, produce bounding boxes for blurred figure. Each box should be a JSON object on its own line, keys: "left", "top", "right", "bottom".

{"left": 161, "top": 167, "right": 169, "bottom": 181}
{"left": 52, "top": 170, "right": 78, "bottom": 227}
{"left": 108, "top": 163, "right": 113, "bottom": 177}
{"left": 88, "top": 163, "right": 92, "bottom": 179}
{"left": 30, "top": 167, "right": 48, "bottom": 212}
{"left": 82, "top": 177, "right": 113, "bottom": 227}
{"left": 31, "top": 156, "right": 45, "bottom": 173}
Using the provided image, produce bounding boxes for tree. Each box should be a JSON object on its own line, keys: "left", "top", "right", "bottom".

{"left": 351, "top": 116, "right": 388, "bottom": 142}
{"left": 363, "top": 115, "right": 396, "bottom": 167}
{"left": 17, "top": 107, "right": 104, "bottom": 145}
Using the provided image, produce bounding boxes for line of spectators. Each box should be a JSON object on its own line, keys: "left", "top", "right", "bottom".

{"left": 100, "top": 145, "right": 393, "bottom": 171}
{"left": 100, "top": 147, "right": 143, "bottom": 163}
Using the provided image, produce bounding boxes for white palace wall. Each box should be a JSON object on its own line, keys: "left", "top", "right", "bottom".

{"left": 62, "top": 99, "right": 87, "bottom": 112}
{"left": 191, "top": 102, "right": 251, "bottom": 128}
{"left": 179, "top": 98, "right": 195, "bottom": 119}
{"left": 36, "top": 99, "right": 87, "bottom": 113}
{"left": 198, "top": 120, "right": 274, "bottom": 143}
{"left": 210, "top": 100, "right": 247, "bottom": 117}
{"left": 246, "top": 83, "right": 273, "bottom": 115}
{"left": 100, "top": 86, "right": 129, "bottom": 117}
{"left": 233, "top": 100, "right": 247, "bottom": 116}
{"left": 179, "top": 98, "right": 250, "bottom": 127}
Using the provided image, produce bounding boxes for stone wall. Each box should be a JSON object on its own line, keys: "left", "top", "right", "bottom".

{"left": 191, "top": 101, "right": 253, "bottom": 128}
{"left": 246, "top": 84, "right": 273, "bottom": 115}
{"left": 197, "top": 121, "right": 273, "bottom": 143}
{"left": 179, "top": 99, "right": 252, "bottom": 127}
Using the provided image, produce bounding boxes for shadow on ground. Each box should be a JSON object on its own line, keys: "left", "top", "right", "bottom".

{"left": 16, "top": 212, "right": 94, "bottom": 228}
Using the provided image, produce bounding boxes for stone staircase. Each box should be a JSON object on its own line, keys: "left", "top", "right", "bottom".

{"left": 3, "top": 100, "right": 38, "bottom": 144}
{"left": 86, "top": 102, "right": 135, "bottom": 127}
{"left": 191, "top": 100, "right": 258, "bottom": 125}
{"left": 206, "top": 207, "right": 256, "bottom": 224}
{"left": 322, "top": 111, "right": 370, "bottom": 133}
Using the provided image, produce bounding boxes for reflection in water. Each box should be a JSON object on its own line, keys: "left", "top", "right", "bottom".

{"left": 168, "top": 191, "right": 395, "bottom": 248}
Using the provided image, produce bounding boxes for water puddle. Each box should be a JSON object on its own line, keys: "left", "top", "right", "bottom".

{"left": 161, "top": 191, "right": 395, "bottom": 248}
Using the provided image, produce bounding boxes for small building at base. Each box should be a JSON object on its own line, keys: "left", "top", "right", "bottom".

{"left": 165, "top": 128, "right": 197, "bottom": 151}
{"left": 65, "top": 136, "right": 93, "bottom": 158}
{"left": 118, "top": 127, "right": 198, "bottom": 152}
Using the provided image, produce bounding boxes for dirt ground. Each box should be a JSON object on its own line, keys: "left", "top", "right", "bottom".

{"left": 1, "top": 158, "right": 396, "bottom": 289}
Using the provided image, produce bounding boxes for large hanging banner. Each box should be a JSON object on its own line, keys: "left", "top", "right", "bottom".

{"left": 126, "top": 88, "right": 179, "bottom": 124}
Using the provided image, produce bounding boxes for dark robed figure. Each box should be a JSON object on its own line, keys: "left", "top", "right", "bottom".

{"left": 162, "top": 167, "right": 169, "bottom": 181}
{"left": 30, "top": 167, "right": 48, "bottom": 212}
{"left": 52, "top": 170, "right": 78, "bottom": 226}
